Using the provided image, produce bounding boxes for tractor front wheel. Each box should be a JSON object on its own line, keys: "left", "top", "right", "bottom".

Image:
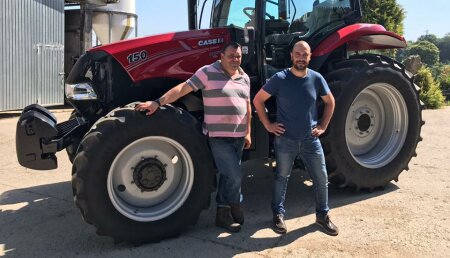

{"left": 72, "top": 105, "right": 214, "bottom": 243}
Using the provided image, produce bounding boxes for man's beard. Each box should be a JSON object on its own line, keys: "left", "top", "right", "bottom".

{"left": 293, "top": 61, "right": 307, "bottom": 71}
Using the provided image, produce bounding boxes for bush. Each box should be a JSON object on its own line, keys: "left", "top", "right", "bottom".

{"left": 408, "top": 41, "right": 440, "bottom": 66}
{"left": 415, "top": 67, "right": 445, "bottom": 109}
{"left": 438, "top": 65, "right": 450, "bottom": 91}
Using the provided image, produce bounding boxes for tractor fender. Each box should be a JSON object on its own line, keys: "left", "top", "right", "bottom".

{"left": 312, "top": 23, "right": 407, "bottom": 58}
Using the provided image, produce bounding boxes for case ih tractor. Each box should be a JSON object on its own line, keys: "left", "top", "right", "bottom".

{"left": 16, "top": 0, "right": 423, "bottom": 243}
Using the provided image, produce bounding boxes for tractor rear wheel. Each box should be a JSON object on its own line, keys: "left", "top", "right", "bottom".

{"left": 321, "top": 54, "right": 423, "bottom": 190}
{"left": 71, "top": 105, "right": 214, "bottom": 243}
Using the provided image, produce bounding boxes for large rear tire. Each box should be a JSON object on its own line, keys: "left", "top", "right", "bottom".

{"left": 321, "top": 54, "right": 423, "bottom": 190}
{"left": 72, "top": 105, "right": 214, "bottom": 243}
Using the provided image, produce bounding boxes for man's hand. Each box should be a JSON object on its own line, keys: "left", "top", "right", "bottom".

{"left": 244, "top": 133, "right": 252, "bottom": 149}
{"left": 311, "top": 124, "right": 326, "bottom": 137}
{"left": 135, "top": 101, "right": 159, "bottom": 116}
{"left": 265, "top": 122, "right": 285, "bottom": 136}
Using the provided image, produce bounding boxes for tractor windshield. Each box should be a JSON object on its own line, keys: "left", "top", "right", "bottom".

{"left": 283, "top": 0, "right": 352, "bottom": 36}
{"left": 211, "top": 0, "right": 353, "bottom": 37}
{"left": 211, "top": 0, "right": 256, "bottom": 28}
{"left": 210, "top": 0, "right": 356, "bottom": 77}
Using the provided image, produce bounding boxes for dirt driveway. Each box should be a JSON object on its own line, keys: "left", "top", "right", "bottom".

{"left": 0, "top": 107, "right": 449, "bottom": 257}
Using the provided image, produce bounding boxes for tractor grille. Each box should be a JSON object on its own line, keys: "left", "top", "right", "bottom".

{"left": 56, "top": 118, "right": 80, "bottom": 137}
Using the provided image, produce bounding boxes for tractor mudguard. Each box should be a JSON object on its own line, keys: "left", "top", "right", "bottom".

{"left": 16, "top": 104, "right": 88, "bottom": 170}
{"left": 312, "top": 23, "right": 407, "bottom": 58}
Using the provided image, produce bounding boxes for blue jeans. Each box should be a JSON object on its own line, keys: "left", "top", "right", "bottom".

{"left": 272, "top": 135, "right": 330, "bottom": 218}
{"left": 209, "top": 137, "right": 245, "bottom": 207}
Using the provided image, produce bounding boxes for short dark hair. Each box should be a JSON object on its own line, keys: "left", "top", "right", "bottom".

{"left": 221, "top": 42, "right": 241, "bottom": 53}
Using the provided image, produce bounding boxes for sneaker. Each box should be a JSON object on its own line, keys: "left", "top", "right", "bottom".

{"left": 315, "top": 214, "right": 339, "bottom": 236}
{"left": 216, "top": 207, "right": 241, "bottom": 233}
{"left": 272, "top": 214, "right": 287, "bottom": 234}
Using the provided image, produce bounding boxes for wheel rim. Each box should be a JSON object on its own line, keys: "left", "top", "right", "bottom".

{"left": 107, "top": 136, "right": 194, "bottom": 222}
{"left": 345, "top": 83, "right": 408, "bottom": 168}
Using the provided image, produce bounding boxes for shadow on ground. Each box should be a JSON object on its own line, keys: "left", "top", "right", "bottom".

{"left": 0, "top": 158, "right": 398, "bottom": 256}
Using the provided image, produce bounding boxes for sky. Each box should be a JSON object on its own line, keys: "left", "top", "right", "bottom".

{"left": 134, "top": 0, "right": 450, "bottom": 42}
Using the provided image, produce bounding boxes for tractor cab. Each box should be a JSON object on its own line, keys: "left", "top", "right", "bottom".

{"left": 201, "top": 0, "right": 360, "bottom": 79}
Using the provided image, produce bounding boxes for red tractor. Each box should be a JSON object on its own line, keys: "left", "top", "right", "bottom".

{"left": 16, "top": 0, "right": 422, "bottom": 243}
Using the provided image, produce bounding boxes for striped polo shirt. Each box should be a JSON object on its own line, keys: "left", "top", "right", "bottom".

{"left": 186, "top": 60, "right": 250, "bottom": 137}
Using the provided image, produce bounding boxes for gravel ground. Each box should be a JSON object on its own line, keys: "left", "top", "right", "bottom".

{"left": 0, "top": 106, "right": 449, "bottom": 257}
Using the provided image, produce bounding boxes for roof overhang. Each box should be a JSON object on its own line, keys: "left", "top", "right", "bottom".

{"left": 65, "top": 0, "right": 119, "bottom": 7}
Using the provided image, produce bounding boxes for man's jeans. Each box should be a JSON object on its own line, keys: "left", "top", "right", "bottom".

{"left": 272, "top": 135, "right": 330, "bottom": 218}
{"left": 209, "top": 137, "right": 245, "bottom": 207}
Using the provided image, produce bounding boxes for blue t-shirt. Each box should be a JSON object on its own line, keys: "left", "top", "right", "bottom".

{"left": 263, "top": 68, "right": 330, "bottom": 140}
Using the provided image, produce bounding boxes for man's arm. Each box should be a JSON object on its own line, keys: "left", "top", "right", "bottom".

{"left": 253, "top": 89, "right": 285, "bottom": 136}
{"left": 311, "top": 92, "right": 335, "bottom": 137}
{"left": 135, "top": 82, "right": 194, "bottom": 116}
{"left": 244, "top": 100, "right": 252, "bottom": 149}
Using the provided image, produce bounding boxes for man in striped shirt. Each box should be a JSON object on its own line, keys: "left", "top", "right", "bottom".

{"left": 135, "top": 42, "right": 251, "bottom": 233}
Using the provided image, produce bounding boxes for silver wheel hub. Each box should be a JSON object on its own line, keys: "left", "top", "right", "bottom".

{"left": 132, "top": 157, "right": 167, "bottom": 192}
{"left": 107, "top": 136, "right": 194, "bottom": 222}
{"left": 351, "top": 107, "right": 375, "bottom": 137}
{"left": 345, "top": 83, "right": 408, "bottom": 168}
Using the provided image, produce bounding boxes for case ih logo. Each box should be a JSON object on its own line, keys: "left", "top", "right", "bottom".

{"left": 198, "top": 38, "right": 224, "bottom": 46}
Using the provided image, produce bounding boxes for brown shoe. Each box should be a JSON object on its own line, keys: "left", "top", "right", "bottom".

{"left": 272, "top": 214, "right": 287, "bottom": 234}
{"left": 216, "top": 207, "right": 241, "bottom": 233}
{"left": 230, "top": 204, "right": 244, "bottom": 225}
{"left": 315, "top": 214, "right": 339, "bottom": 236}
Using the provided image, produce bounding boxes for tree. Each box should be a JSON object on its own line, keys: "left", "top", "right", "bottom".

{"left": 361, "top": 0, "right": 405, "bottom": 58}
{"left": 415, "top": 67, "right": 445, "bottom": 109}
{"left": 408, "top": 41, "right": 440, "bottom": 66}
{"left": 417, "top": 34, "right": 439, "bottom": 46}
{"left": 437, "top": 33, "right": 450, "bottom": 63}
{"left": 361, "top": 0, "right": 405, "bottom": 35}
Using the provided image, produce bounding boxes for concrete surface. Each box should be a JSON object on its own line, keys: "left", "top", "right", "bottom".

{"left": 1, "top": 107, "right": 449, "bottom": 257}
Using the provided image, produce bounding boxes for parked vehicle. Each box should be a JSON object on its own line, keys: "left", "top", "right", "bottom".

{"left": 16, "top": 0, "right": 423, "bottom": 243}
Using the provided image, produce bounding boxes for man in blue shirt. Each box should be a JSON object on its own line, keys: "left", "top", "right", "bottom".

{"left": 253, "top": 41, "right": 338, "bottom": 235}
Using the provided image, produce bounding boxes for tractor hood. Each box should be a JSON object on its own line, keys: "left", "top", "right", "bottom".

{"left": 90, "top": 28, "right": 231, "bottom": 82}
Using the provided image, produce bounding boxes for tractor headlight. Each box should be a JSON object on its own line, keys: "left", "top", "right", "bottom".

{"left": 65, "top": 82, "right": 98, "bottom": 100}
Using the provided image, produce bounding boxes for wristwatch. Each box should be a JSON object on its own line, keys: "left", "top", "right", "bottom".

{"left": 154, "top": 98, "right": 161, "bottom": 107}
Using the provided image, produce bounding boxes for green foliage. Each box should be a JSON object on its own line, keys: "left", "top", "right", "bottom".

{"left": 438, "top": 65, "right": 450, "bottom": 91}
{"left": 417, "top": 34, "right": 439, "bottom": 46}
{"left": 430, "top": 63, "right": 444, "bottom": 78}
{"left": 407, "top": 41, "right": 440, "bottom": 66}
{"left": 415, "top": 67, "right": 445, "bottom": 109}
{"left": 437, "top": 34, "right": 450, "bottom": 63}
{"left": 396, "top": 40, "right": 415, "bottom": 62}
{"left": 360, "top": 0, "right": 404, "bottom": 58}
{"left": 360, "top": 0, "right": 404, "bottom": 35}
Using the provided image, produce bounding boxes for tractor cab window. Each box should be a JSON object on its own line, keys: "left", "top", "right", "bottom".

{"left": 210, "top": 0, "right": 354, "bottom": 77}
{"left": 212, "top": 0, "right": 256, "bottom": 28}
{"left": 265, "top": 0, "right": 352, "bottom": 76}
{"left": 265, "top": 0, "right": 352, "bottom": 37}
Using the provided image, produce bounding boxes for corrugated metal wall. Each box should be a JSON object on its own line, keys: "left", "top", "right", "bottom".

{"left": 0, "top": 0, "right": 64, "bottom": 111}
